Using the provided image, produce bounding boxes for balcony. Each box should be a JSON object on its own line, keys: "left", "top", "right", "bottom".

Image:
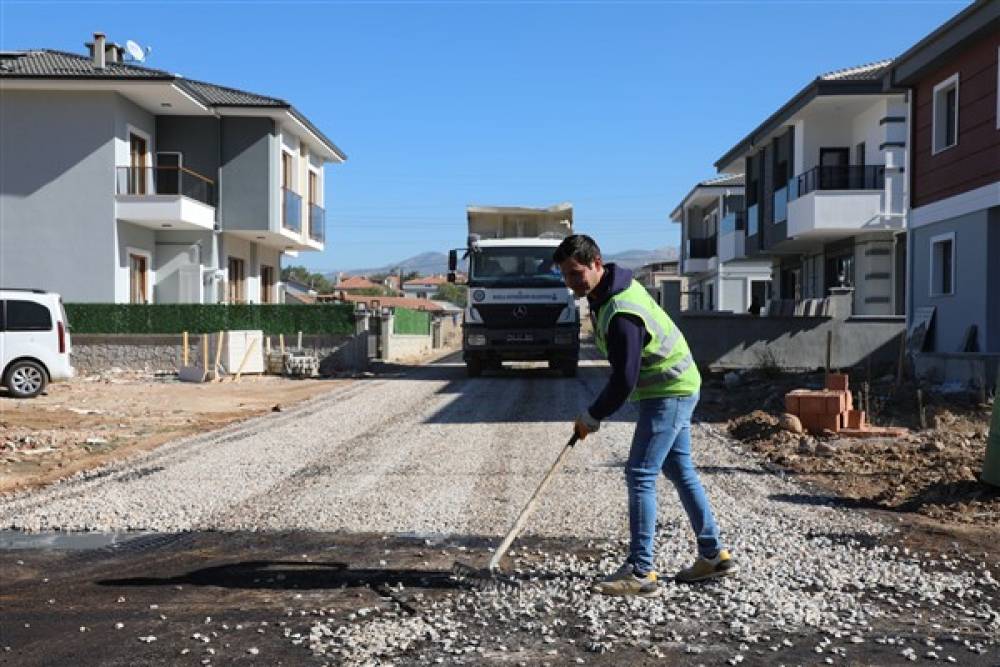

{"left": 308, "top": 204, "right": 325, "bottom": 244}
{"left": 683, "top": 234, "right": 717, "bottom": 275}
{"left": 793, "top": 165, "right": 885, "bottom": 198}
{"left": 282, "top": 187, "right": 302, "bottom": 234}
{"left": 787, "top": 165, "right": 897, "bottom": 239}
{"left": 115, "top": 166, "right": 216, "bottom": 230}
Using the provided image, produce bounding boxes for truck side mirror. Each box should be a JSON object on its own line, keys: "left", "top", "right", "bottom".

{"left": 447, "top": 272, "right": 456, "bottom": 283}
{"left": 448, "top": 249, "right": 457, "bottom": 271}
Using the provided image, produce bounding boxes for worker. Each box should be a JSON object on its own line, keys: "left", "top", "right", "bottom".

{"left": 553, "top": 234, "right": 737, "bottom": 596}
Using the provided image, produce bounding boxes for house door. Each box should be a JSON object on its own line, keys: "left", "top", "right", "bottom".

{"left": 750, "top": 280, "right": 769, "bottom": 314}
{"left": 228, "top": 257, "right": 246, "bottom": 303}
{"left": 129, "top": 253, "right": 149, "bottom": 304}
{"left": 260, "top": 265, "right": 274, "bottom": 304}
{"left": 819, "top": 148, "right": 849, "bottom": 189}
{"left": 129, "top": 133, "right": 148, "bottom": 194}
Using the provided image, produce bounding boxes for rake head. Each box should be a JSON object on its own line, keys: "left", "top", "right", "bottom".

{"left": 451, "top": 560, "right": 519, "bottom": 593}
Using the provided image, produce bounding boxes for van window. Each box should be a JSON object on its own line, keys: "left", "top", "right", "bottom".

{"left": 5, "top": 300, "right": 53, "bottom": 331}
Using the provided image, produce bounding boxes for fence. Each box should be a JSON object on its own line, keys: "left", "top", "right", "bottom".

{"left": 393, "top": 307, "right": 431, "bottom": 335}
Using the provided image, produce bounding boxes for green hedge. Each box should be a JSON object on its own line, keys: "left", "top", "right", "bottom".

{"left": 64, "top": 304, "right": 354, "bottom": 335}
{"left": 394, "top": 307, "right": 431, "bottom": 335}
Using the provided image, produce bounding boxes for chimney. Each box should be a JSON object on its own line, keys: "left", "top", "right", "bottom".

{"left": 105, "top": 43, "right": 123, "bottom": 64}
{"left": 92, "top": 32, "right": 106, "bottom": 68}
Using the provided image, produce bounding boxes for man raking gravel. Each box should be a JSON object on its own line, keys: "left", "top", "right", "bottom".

{"left": 554, "top": 234, "right": 737, "bottom": 596}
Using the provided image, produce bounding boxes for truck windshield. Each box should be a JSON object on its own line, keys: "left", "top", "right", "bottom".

{"left": 470, "top": 247, "right": 565, "bottom": 287}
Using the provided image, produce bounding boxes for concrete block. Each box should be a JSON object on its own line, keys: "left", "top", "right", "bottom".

{"left": 800, "top": 412, "right": 841, "bottom": 434}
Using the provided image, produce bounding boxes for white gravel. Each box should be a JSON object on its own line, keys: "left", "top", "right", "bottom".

{"left": 1, "top": 351, "right": 998, "bottom": 663}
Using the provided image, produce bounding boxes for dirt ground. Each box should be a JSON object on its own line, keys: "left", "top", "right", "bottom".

{"left": 0, "top": 371, "right": 349, "bottom": 495}
{"left": 701, "top": 369, "right": 1000, "bottom": 530}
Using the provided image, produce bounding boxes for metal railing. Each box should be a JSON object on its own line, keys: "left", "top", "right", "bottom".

{"left": 688, "top": 234, "right": 717, "bottom": 259}
{"left": 282, "top": 187, "right": 302, "bottom": 233}
{"left": 720, "top": 210, "right": 746, "bottom": 235}
{"left": 309, "top": 203, "right": 325, "bottom": 243}
{"left": 115, "top": 166, "right": 215, "bottom": 206}
{"left": 793, "top": 165, "right": 885, "bottom": 198}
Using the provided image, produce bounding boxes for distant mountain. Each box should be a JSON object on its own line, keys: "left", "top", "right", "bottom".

{"left": 328, "top": 246, "right": 678, "bottom": 278}
{"left": 602, "top": 246, "right": 679, "bottom": 269}
{"left": 327, "top": 252, "right": 449, "bottom": 280}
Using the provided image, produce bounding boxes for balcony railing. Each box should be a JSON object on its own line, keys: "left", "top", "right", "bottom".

{"left": 116, "top": 166, "right": 215, "bottom": 206}
{"left": 308, "top": 203, "right": 325, "bottom": 243}
{"left": 793, "top": 165, "right": 885, "bottom": 198}
{"left": 773, "top": 185, "right": 788, "bottom": 223}
{"left": 747, "top": 203, "right": 759, "bottom": 236}
{"left": 720, "top": 210, "right": 746, "bottom": 235}
{"left": 282, "top": 187, "right": 302, "bottom": 233}
{"left": 688, "top": 234, "right": 717, "bottom": 259}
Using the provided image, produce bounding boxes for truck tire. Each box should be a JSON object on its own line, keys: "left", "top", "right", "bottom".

{"left": 466, "top": 357, "right": 482, "bottom": 377}
{"left": 561, "top": 359, "right": 578, "bottom": 378}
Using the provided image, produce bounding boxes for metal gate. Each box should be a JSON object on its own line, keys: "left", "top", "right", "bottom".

{"left": 367, "top": 311, "right": 383, "bottom": 359}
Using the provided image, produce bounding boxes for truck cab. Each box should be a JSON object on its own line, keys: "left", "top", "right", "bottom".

{"left": 449, "top": 204, "right": 581, "bottom": 377}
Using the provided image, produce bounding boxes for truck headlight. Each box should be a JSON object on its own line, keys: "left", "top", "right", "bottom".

{"left": 467, "top": 334, "right": 487, "bottom": 346}
{"left": 465, "top": 307, "right": 483, "bottom": 324}
{"left": 557, "top": 304, "right": 579, "bottom": 323}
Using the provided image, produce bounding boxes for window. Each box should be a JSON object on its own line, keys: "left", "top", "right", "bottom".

{"left": 129, "top": 252, "right": 149, "bottom": 304}
{"left": 932, "top": 74, "right": 959, "bottom": 154}
{"left": 4, "top": 300, "right": 52, "bottom": 331}
{"left": 129, "top": 132, "right": 148, "bottom": 194}
{"left": 855, "top": 142, "right": 865, "bottom": 168}
{"left": 281, "top": 152, "right": 294, "bottom": 190}
{"left": 930, "top": 233, "right": 955, "bottom": 296}
{"left": 261, "top": 265, "right": 275, "bottom": 304}
{"left": 228, "top": 257, "right": 246, "bottom": 303}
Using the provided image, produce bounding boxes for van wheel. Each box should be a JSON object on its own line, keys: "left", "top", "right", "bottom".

{"left": 561, "top": 359, "right": 578, "bottom": 378}
{"left": 5, "top": 360, "right": 48, "bottom": 398}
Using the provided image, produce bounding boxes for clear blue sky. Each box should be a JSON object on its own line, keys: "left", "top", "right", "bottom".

{"left": 2, "top": 0, "right": 968, "bottom": 273}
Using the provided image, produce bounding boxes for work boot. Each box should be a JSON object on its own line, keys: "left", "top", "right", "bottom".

{"left": 591, "top": 562, "right": 659, "bottom": 597}
{"left": 674, "top": 549, "right": 738, "bottom": 583}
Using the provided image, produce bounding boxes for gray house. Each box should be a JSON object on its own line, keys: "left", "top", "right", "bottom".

{"left": 0, "top": 33, "right": 346, "bottom": 304}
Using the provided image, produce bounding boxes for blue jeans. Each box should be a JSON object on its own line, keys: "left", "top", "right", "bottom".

{"left": 626, "top": 393, "right": 722, "bottom": 575}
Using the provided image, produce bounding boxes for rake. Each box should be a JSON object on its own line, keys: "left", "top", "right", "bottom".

{"left": 453, "top": 432, "right": 580, "bottom": 590}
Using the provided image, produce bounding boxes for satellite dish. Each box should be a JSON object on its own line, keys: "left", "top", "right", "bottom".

{"left": 125, "top": 40, "right": 146, "bottom": 62}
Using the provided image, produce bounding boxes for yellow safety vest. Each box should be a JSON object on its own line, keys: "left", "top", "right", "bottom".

{"left": 593, "top": 280, "right": 700, "bottom": 399}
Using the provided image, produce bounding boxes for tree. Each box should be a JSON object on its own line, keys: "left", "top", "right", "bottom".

{"left": 281, "top": 265, "right": 333, "bottom": 293}
{"left": 433, "top": 283, "right": 468, "bottom": 307}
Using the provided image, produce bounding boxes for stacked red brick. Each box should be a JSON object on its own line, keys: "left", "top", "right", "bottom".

{"left": 785, "top": 373, "right": 906, "bottom": 438}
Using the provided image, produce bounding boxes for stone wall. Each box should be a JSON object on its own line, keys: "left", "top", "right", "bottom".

{"left": 71, "top": 333, "right": 368, "bottom": 376}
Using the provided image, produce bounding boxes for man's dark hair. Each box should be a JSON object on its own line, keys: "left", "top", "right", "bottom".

{"left": 553, "top": 234, "right": 602, "bottom": 265}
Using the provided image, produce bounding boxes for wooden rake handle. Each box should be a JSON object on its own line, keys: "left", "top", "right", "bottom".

{"left": 487, "top": 433, "right": 580, "bottom": 571}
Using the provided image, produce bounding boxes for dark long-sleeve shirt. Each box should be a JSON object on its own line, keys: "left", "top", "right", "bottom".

{"left": 586, "top": 264, "right": 650, "bottom": 421}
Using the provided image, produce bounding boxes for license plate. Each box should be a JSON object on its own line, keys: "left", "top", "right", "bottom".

{"left": 506, "top": 333, "right": 533, "bottom": 343}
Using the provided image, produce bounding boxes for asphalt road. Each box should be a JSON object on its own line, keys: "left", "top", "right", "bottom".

{"left": 1, "top": 348, "right": 998, "bottom": 666}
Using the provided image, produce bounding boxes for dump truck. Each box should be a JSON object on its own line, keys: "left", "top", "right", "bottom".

{"left": 448, "top": 203, "right": 580, "bottom": 377}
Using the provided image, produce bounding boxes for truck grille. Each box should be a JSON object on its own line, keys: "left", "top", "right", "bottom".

{"left": 475, "top": 304, "right": 566, "bottom": 329}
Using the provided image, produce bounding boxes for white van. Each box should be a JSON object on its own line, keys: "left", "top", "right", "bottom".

{"left": 0, "top": 289, "right": 74, "bottom": 398}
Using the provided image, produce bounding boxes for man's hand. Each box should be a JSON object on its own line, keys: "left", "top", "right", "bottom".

{"left": 574, "top": 411, "right": 601, "bottom": 440}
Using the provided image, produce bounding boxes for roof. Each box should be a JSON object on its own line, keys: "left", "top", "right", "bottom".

{"left": 0, "top": 48, "right": 346, "bottom": 161}
{"left": 404, "top": 275, "right": 447, "bottom": 287}
{"left": 819, "top": 60, "right": 893, "bottom": 81}
{"left": 0, "top": 49, "right": 172, "bottom": 78}
{"left": 713, "top": 59, "right": 894, "bottom": 171}
{"left": 889, "top": 0, "right": 1000, "bottom": 87}
{"left": 336, "top": 276, "right": 381, "bottom": 290}
{"left": 474, "top": 238, "right": 564, "bottom": 248}
{"left": 669, "top": 174, "right": 745, "bottom": 221}
{"left": 322, "top": 293, "right": 445, "bottom": 312}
